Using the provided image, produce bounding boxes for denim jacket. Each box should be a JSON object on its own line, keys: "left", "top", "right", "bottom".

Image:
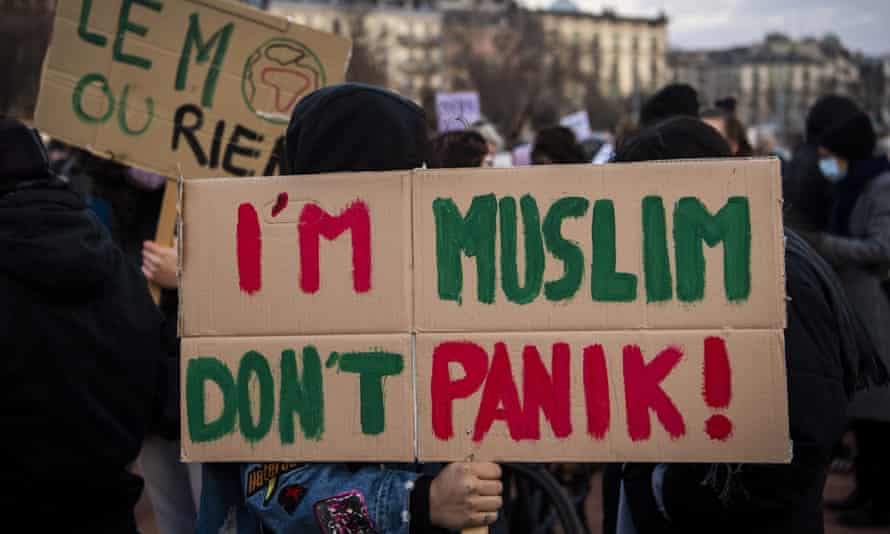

{"left": 197, "top": 462, "right": 426, "bottom": 534}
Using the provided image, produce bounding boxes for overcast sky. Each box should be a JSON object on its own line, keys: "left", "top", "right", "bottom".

{"left": 522, "top": 0, "right": 890, "bottom": 56}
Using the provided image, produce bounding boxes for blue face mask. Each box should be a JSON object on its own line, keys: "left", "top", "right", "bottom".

{"left": 819, "top": 157, "right": 844, "bottom": 182}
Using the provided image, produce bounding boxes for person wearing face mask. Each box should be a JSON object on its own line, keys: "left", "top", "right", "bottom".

{"left": 802, "top": 97, "right": 890, "bottom": 528}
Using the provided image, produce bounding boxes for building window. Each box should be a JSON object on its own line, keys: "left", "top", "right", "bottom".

{"left": 332, "top": 18, "right": 342, "bottom": 35}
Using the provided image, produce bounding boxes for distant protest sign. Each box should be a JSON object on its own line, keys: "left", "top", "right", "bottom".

{"left": 436, "top": 91, "right": 481, "bottom": 132}
{"left": 180, "top": 159, "right": 790, "bottom": 463}
{"left": 34, "top": 0, "right": 351, "bottom": 179}
{"left": 560, "top": 110, "right": 593, "bottom": 142}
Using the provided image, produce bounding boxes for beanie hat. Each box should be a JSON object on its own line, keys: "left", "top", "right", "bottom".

{"left": 639, "top": 83, "right": 700, "bottom": 127}
{"left": 805, "top": 95, "right": 860, "bottom": 145}
{"left": 0, "top": 119, "right": 51, "bottom": 190}
{"left": 819, "top": 111, "right": 876, "bottom": 162}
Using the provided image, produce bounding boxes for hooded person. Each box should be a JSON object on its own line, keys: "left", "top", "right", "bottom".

{"left": 600, "top": 116, "right": 888, "bottom": 534}
{"left": 802, "top": 99, "right": 890, "bottom": 527}
{"left": 0, "top": 119, "right": 178, "bottom": 532}
{"left": 196, "top": 84, "right": 504, "bottom": 534}
{"left": 784, "top": 95, "right": 861, "bottom": 232}
{"left": 637, "top": 83, "right": 700, "bottom": 128}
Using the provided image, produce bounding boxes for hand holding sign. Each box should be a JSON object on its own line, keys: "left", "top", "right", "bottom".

{"left": 430, "top": 462, "right": 503, "bottom": 530}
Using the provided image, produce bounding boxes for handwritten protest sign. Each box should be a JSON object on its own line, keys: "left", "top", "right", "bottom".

{"left": 34, "top": 0, "right": 351, "bottom": 180}
{"left": 436, "top": 91, "right": 481, "bottom": 132}
{"left": 560, "top": 110, "right": 593, "bottom": 142}
{"left": 179, "top": 159, "right": 789, "bottom": 463}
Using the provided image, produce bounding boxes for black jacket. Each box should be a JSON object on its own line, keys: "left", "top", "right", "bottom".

{"left": 0, "top": 126, "right": 176, "bottom": 531}
{"left": 612, "top": 229, "right": 885, "bottom": 534}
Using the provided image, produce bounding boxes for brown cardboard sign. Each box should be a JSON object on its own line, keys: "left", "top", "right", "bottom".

{"left": 180, "top": 172, "right": 412, "bottom": 336}
{"left": 415, "top": 330, "right": 789, "bottom": 462}
{"left": 34, "top": 0, "right": 351, "bottom": 179}
{"left": 181, "top": 334, "right": 414, "bottom": 462}
{"left": 180, "top": 159, "right": 788, "bottom": 463}
{"left": 413, "top": 159, "right": 785, "bottom": 333}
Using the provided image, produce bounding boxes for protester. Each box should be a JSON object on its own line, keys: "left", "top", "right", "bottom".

{"left": 138, "top": 234, "right": 204, "bottom": 534}
{"left": 701, "top": 108, "right": 754, "bottom": 157}
{"left": 0, "top": 118, "right": 179, "bottom": 532}
{"left": 196, "top": 84, "right": 504, "bottom": 534}
{"left": 429, "top": 130, "right": 491, "bottom": 168}
{"left": 601, "top": 116, "right": 887, "bottom": 534}
{"left": 785, "top": 95, "right": 861, "bottom": 233}
{"left": 637, "top": 83, "right": 700, "bottom": 128}
{"left": 531, "top": 126, "right": 589, "bottom": 164}
{"left": 800, "top": 98, "right": 890, "bottom": 528}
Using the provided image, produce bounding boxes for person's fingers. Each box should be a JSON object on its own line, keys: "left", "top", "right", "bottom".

{"left": 473, "top": 479, "right": 503, "bottom": 497}
{"left": 143, "top": 241, "right": 162, "bottom": 253}
{"left": 469, "top": 495, "right": 502, "bottom": 513}
{"left": 470, "top": 462, "right": 502, "bottom": 480}
{"left": 142, "top": 251, "right": 162, "bottom": 266}
{"left": 466, "top": 512, "right": 498, "bottom": 527}
{"left": 142, "top": 266, "right": 155, "bottom": 280}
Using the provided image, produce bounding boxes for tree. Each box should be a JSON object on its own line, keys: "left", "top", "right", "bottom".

{"left": 344, "top": 9, "right": 389, "bottom": 89}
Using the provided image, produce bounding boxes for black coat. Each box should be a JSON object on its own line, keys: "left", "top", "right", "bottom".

{"left": 610, "top": 229, "right": 881, "bottom": 534}
{"left": 0, "top": 181, "right": 177, "bottom": 531}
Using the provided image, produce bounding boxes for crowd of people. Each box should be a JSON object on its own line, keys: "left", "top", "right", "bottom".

{"left": 2, "top": 77, "right": 890, "bottom": 534}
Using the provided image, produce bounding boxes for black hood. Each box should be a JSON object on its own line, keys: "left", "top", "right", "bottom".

{"left": 0, "top": 120, "right": 118, "bottom": 296}
{"left": 284, "top": 83, "right": 429, "bottom": 174}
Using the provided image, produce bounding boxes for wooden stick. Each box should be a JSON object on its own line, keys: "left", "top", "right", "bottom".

{"left": 148, "top": 178, "right": 178, "bottom": 304}
{"left": 462, "top": 528, "right": 489, "bottom": 534}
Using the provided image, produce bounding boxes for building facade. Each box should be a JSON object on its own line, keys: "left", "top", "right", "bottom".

{"left": 270, "top": 0, "right": 667, "bottom": 109}
{"left": 671, "top": 34, "right": 865, "bottom": 132}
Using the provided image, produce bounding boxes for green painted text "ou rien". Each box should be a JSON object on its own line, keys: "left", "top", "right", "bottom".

{"left": 434, "top": 194, "right": 751, "bottom": 305}
{"left": 186, "top": 347, "right": 404, "bottom": 444}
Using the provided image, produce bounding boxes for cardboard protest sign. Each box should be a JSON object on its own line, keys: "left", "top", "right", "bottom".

{"left": 413, "top": 160, "right": 785, "bottom": 333}
{"left": 34, "top": 0, "right": 351, "bottom": 180}
{"left": 560, "top": 110, "right": 593, "bottom": 142}
{"left": 436, "top": 91, "right": 481, "bottom": 132}
{"left": 180, "top": 172, "right": 412, "bottom": 337}
{"left": 181, "top": 334, "right": 414, "bottom": 461}
{"left": 180, "top": 158, "right": 789, "bottom": 463}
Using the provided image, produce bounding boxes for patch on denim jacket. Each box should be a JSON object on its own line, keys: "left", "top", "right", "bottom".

{"left": 278, "top": 483, "right": 307, "bottom": 515}
{"left": 245, "top": 463, "right": 304, "bottom": 504}
{"left": 314, "top": 490, "right": 377, "bottom": 533}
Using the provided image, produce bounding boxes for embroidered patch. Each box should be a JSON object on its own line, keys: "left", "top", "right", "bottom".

{"left": 314, "top": 490, "right": 376, "bottom": 533}
{"left": 245, "top": 463, "right": 304, "bottom": 504}
{"left": 278, "top": 483, "right": 307, "bottom": 515}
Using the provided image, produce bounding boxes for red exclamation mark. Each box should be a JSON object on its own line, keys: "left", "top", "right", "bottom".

{"left": 703, "top": 336, "right": 733, "bottom": 440}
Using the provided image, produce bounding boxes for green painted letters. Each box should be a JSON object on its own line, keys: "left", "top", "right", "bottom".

{"left": 642, "top": 196, "right": 672, "bottom": 302}
{"left": 673, "top": 197, "right": 751, "bottom": 302}
{"left": 186, "top": 357, "right": 236, "bottom": 443}
{"left": 113, "top": 0, "right": 163, "bottom": 70}
{"left": 499, "top": 195, "right": 544, "bottom": 304}
{"left": 337, "top": 351, "right": 404, "bottom": 436}
{"left": 280, "top": 347, "right": 324, "bottom": 442}
{"left": 237, "top": 350, "right": 274, "bottom": 442}
{"left": 543, "top": 196, "right": 589, "bottom": 301}
{"left": 433, "top": 194, "right": 497, "bottom": 304}
{"left": 117, "top": 85, "right": 154, "bottom": 135}
{"left": 590, "top": 199, "right": 637, "bottom": 301}
{"left": 77, "top": 0, "right": 107, "bottom": 47}
{"left": 72, "top": 73, "right": 115, "bottom": 124}
{"left": 176, "top": 12, "right": 235, "bottom": 108}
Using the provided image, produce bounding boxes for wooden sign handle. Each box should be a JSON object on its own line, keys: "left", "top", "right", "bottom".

{"left": 462, "top": 528, "right": 488, "bottom": 534}
{"left": 149, "top": 178, "right": 178, "bottom": 304}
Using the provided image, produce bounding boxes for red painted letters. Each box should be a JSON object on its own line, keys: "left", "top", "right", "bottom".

{"left": 299, "top": 201, "right": 372, "bottom": 294}
{"left": 622, "top": 345, "right": 686, "bottom": 441}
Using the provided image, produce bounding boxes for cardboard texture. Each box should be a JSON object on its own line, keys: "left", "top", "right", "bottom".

{"left": 180, "top": 159, "right": 789, "bottom": 463}
{"left": 34, "top": 0, "right": 351, "bottom": 180}
{"left": 180, "top": 171, "right": 412, "bottom": 336}
{"left": 415, "top": 330, "right": 789, "bottom": 462}
{"left": 413, "top": 159, "right": 786, "bottom": 333}
{"left": 181, "top": 334, "right": 414, "bottom": 461}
